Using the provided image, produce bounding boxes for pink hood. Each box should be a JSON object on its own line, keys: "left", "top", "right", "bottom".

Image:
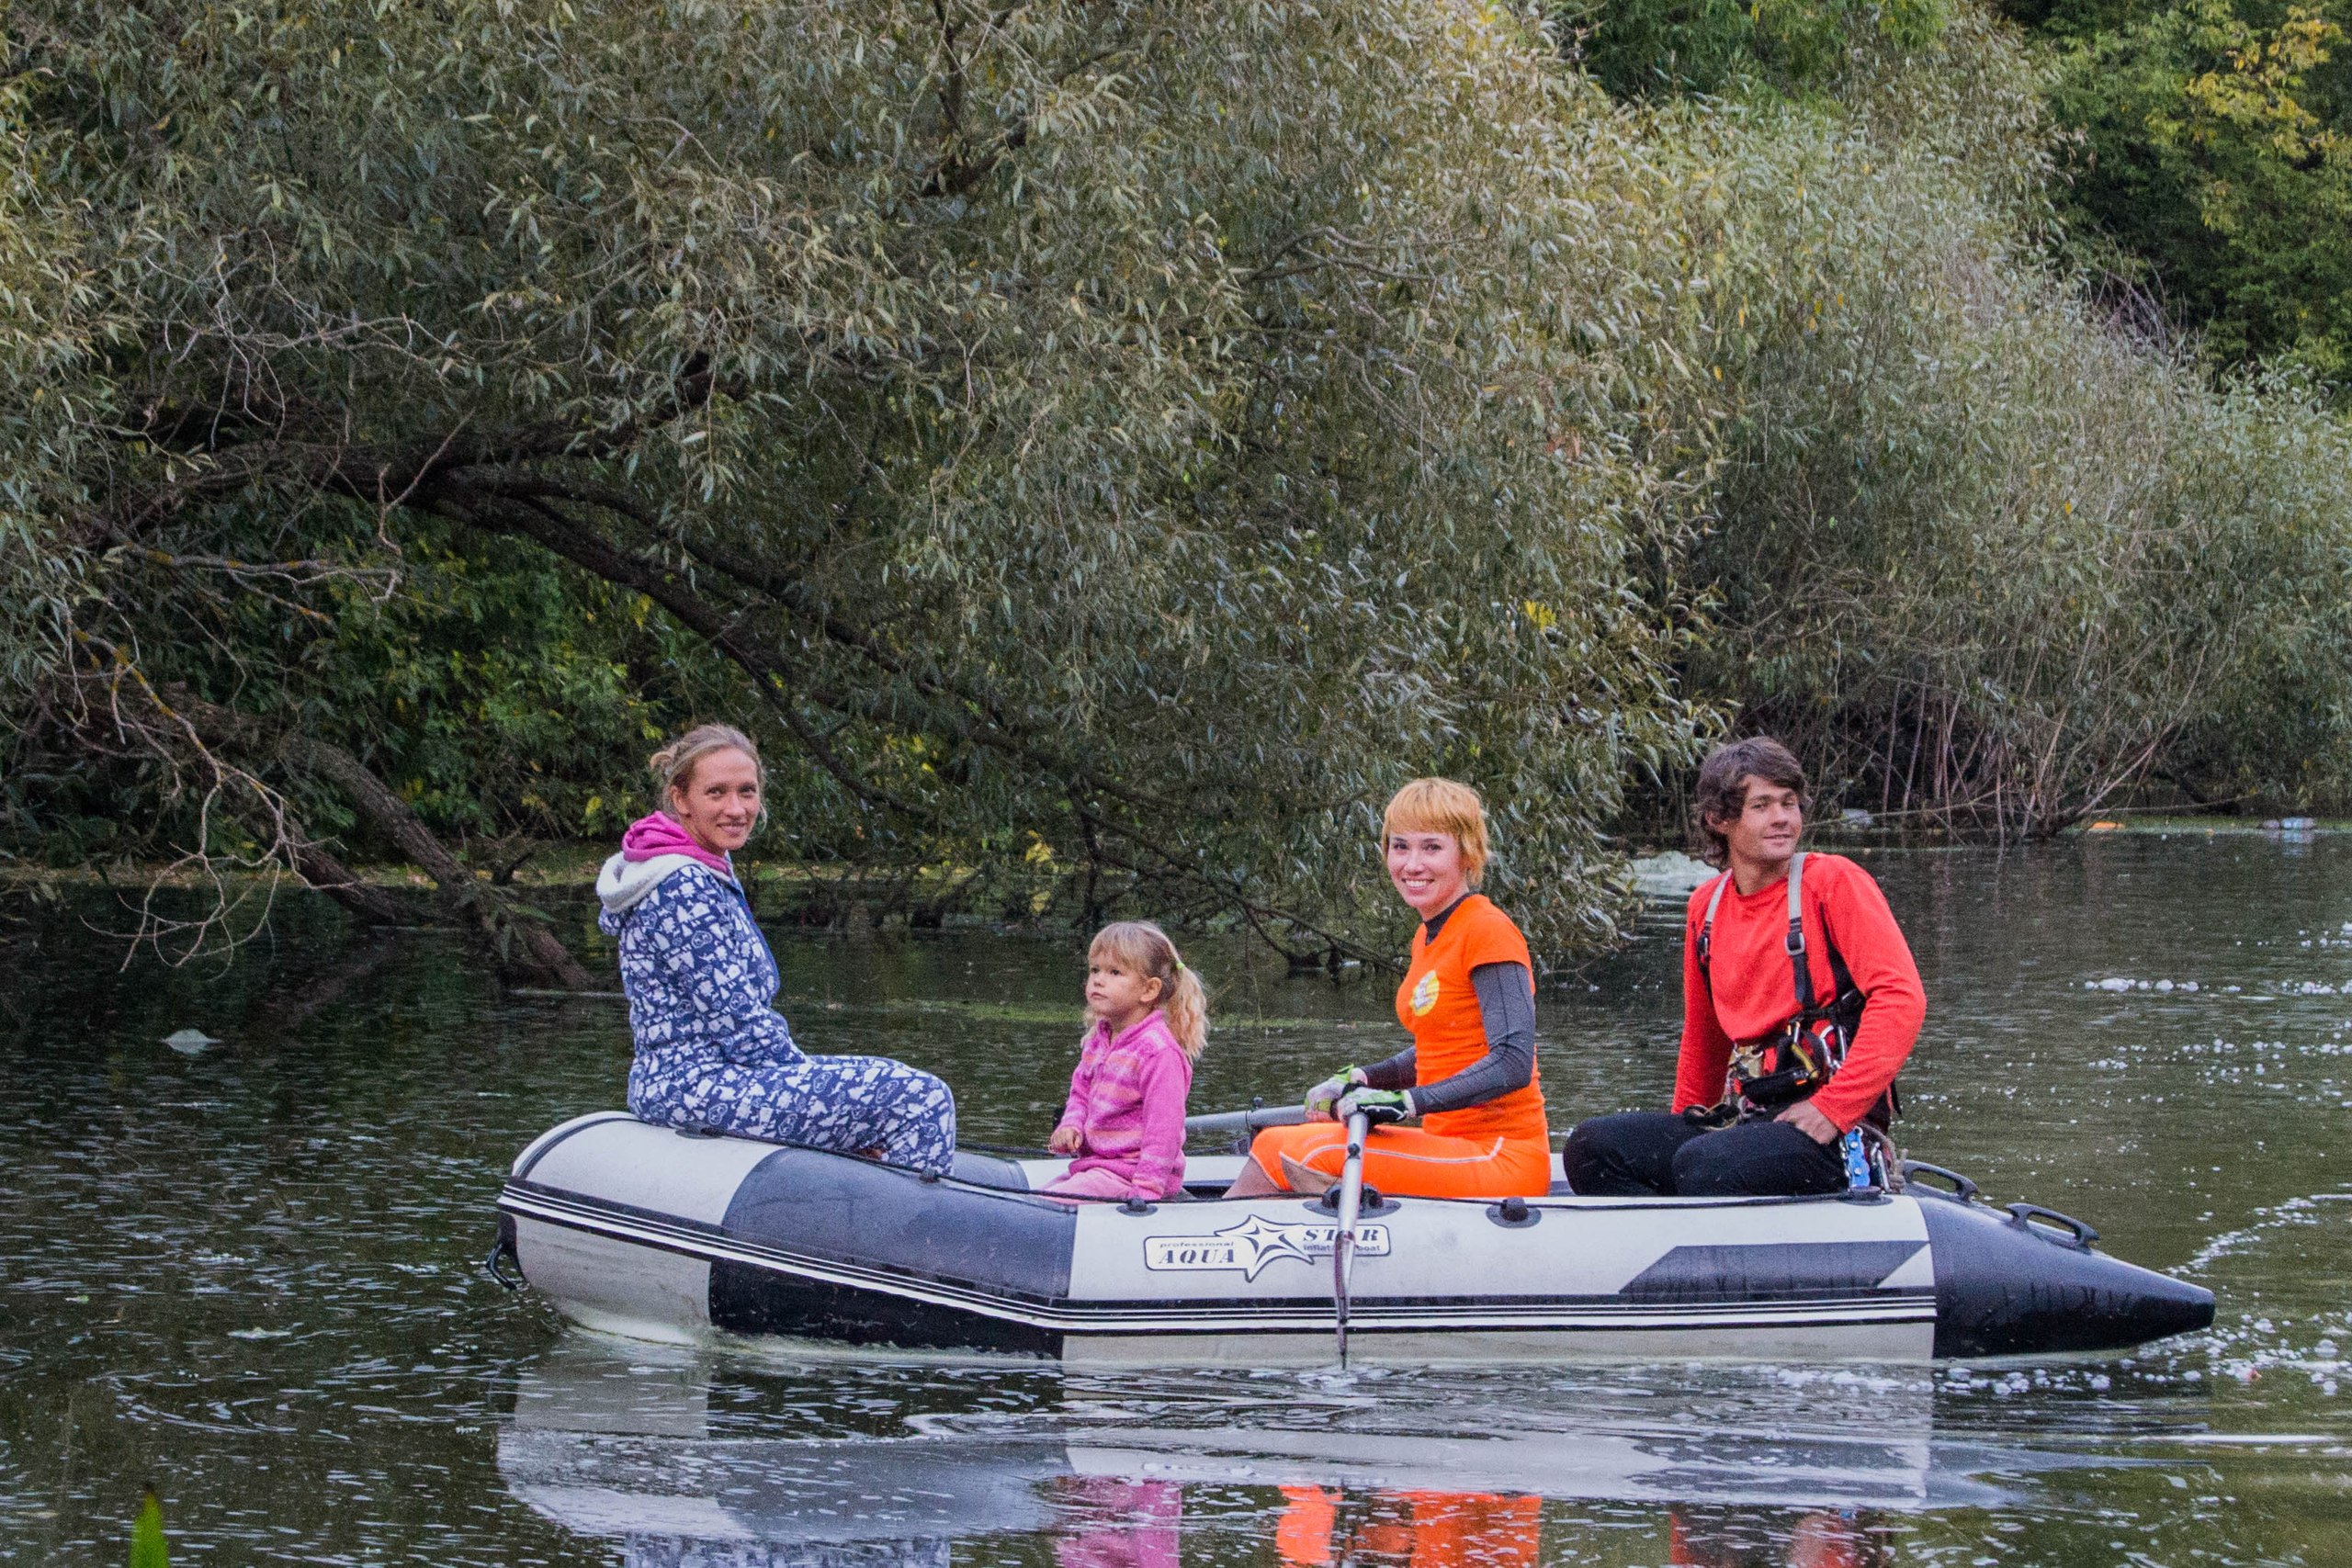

{"left": 620, "top": 811, "right": 732, "bottom": 875}
{"left": 596, "top": 811, "right": 736, "bottom": 917}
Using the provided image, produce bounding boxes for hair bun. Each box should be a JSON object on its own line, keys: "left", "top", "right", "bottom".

{"left": 648, "top": 724, "right": 763, "bottom": 799}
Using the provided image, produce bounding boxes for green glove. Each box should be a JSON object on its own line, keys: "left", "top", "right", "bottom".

{"left": 1336, "top": 1087, "right": 1414, "bottom": 1126}
{"left": 1305, "top": 1066, "right": 1365, "bottom": 1121}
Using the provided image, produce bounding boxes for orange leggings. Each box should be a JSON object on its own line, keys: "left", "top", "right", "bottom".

{"left": 1247, "top": 1122, "right": 1555, "bottom": 1199}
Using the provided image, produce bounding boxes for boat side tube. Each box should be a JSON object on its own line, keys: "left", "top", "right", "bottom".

{"left": 710, "top": 1146, "right": 1075, "bottom": 1354}
{"left": 499, "top": 1118, "right": 2213, "bottom": 1362}
{"left": 503, "top": 1117, "right": 1078, "bottom": 1353}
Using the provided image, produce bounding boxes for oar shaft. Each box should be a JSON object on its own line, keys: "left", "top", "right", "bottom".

{"left": 1182, "top": 1105, "right": 1309, "bottom": 1135}
{"left": 1332, "top": 1110, "right": 1370, "bottom": 1366}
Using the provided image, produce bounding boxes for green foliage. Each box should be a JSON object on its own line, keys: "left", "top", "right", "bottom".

{"left": 2050, "top": 0, "right": 2352, "bottom": 381}
{"left": 0, "top": 60, "right": 109, "bottom": 711}
{"left": 1564, "top": 0, "right": 1956, "bottom": 98}
{"left": 1683, "top": 13, "right": 2352, "bottom": 824}
{"left": 4, "top": 0, "right": 1724, "bottom": 953}
{"left": 5, "top": 0, "right": 2351, "bottom": 968}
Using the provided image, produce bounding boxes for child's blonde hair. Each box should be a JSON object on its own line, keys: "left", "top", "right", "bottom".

{"left": 1382, "top": 777, "right": 1490, "bottom": 886}
{"left": 1088, "top": 919, "right": 1207, "bottom": 1060}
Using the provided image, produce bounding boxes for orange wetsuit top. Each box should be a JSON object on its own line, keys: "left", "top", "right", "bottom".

{"left": 1397, "top": 894, "right": 1547, "bottom": 1146}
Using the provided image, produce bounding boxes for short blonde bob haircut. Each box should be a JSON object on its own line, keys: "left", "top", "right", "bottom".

{"left": 1381, "top": 778, "right": 1489, "bottom": 886}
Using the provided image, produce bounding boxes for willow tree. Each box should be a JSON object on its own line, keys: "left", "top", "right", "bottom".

{"left": 1678, "top": 20, "right": 2352, "bottom": 833}
{"left": 4, "top": 0, "right": 1716, "bottom": 966}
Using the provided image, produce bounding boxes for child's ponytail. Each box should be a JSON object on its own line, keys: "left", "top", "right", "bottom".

{"left": 1088, "top": 919, "right": 1208, "bottom": 1061}
{"left": 1161, "top": 956, "right": 1208, "bottom": 1061}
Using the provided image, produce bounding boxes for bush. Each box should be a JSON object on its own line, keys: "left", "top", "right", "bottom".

{"left": 1673, "top": 17, "right": 2352, "bottom": 828}
{"left": 3, "top": 0, "right": 1724, "bottom": 954}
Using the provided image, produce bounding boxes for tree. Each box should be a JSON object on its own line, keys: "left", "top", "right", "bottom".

{"left": 1676, "top": 17, "right": 2352, "bottom": 830}
{"left": 1560, "top": 0, "right": 1955, "bottom": 98}
{"left": 2052, "top": 0, "right": 2352, "bottom": 383}
{"left": 5, "top": 0, "right": 1718, "bottom": 964}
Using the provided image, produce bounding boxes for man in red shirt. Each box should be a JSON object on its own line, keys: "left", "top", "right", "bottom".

{"left": 1562, "top": 737, "right": 1926, "bottom": 1196}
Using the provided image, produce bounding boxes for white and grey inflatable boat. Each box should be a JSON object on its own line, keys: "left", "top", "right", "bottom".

{"left": 492, "top": 1111, "right": 2212, "bottom": 1365}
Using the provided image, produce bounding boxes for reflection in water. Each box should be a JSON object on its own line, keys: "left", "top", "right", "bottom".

{"left": 1057, "top": 1477, "right": 1180, "bottom": 1568}
{"left": 1274, "top": 1485, "right": 1539, "bottom": 1567}
{"left": 502, "top": 1345, "right": 1043, "bottom": 1565}
{"left": 1668, "top": 1511, "right": 1889, "bottom": 1568}
{"left": 500, "top": 1340, "right": 2001, "bottom": 1566}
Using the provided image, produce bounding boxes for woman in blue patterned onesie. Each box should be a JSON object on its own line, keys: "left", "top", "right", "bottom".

{"left": 595, "top": 724, "right": 957, "bottom": 1174}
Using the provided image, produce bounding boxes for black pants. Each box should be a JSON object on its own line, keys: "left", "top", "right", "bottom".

{"left": 1560, "top": 1111, "right": 1848, "bottom": 1198}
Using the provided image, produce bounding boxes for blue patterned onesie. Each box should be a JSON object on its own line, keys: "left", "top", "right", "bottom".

{"left": 598, "top": 860, "right": 957, "bottom": 1175}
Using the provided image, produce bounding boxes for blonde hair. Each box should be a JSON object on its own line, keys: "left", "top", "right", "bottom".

{"left": 1382, "top": 777, "right": 1490, "bottom": 886}
{"left": 1088, "top": 920, "right": 1207, "bottom": 1060}
{"left": 649, "top": 723, "right": 763, "bottom": 805}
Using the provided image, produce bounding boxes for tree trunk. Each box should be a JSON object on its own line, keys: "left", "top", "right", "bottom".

{"left": 168, "top": 689, "right": 600, "bottom": 989}
{"left": 282, "top": 732, "right": 600, "bottom": 990}
{"left": 291, "top": 841, "right": 413, "bottom": 927}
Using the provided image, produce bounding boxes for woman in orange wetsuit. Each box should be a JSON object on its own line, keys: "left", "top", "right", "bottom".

{"left": 1228, "top": 778, "right": 1552, "bottom": 1201}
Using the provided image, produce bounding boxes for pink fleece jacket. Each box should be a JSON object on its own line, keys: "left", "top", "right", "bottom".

{"left": 1053, "top": 1010, "right": 1193, "bottom": 1200}
{"left": 620, "top": 811, "right": 732, "bottom": 876}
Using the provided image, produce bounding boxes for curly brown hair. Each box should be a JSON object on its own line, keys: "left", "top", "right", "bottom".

{"left": 1691, "top": 737, "right": 1808, "bottom": 867}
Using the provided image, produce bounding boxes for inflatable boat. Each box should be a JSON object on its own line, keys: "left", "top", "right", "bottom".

{"left": 492, "top": 1111, "right": 2213, "bottom": 1364}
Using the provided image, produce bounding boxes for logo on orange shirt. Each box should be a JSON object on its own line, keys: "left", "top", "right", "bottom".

{"left": 1410, "top": 971, "right": 1441, "bottom": 1017}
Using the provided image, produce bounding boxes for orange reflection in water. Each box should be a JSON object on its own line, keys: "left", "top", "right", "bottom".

{"left": 1052, "top": 1476, "right": 1888, "bottom": 1568}
{"left": 1275, "top": 1484, "right": 1543, "bottom": 1568}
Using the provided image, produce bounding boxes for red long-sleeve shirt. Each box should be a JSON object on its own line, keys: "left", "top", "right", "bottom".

{"left": 1673, "top": 852, "right": 1925, "bottom": 1132}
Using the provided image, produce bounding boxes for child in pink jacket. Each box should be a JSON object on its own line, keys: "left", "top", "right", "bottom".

{"left": 1041, "top": 921, "right": 1207, "bottom": 1201}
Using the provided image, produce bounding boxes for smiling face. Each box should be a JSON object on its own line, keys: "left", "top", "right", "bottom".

{"left": 1385, "top": 829, "right": 1469, "bottom": 919}
{"left": 1085, "top": 953, "right": 1165, "bottom": 1033}
{"left": 1716, "top": 774, "right": 1804, "bottom": 879}
{"left": 668, "top": 747, "right": 763, "bottom": 857}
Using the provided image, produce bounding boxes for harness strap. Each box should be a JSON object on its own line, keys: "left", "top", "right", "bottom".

{"left": 1698, "top": 852, "right": 1820, "bottom": 1016}
{"left": 1785, "top": 852, "right": 1816, "bottom": 1016}
{"left": 1697, "top": 868, "right": 1730, "bottom": 974}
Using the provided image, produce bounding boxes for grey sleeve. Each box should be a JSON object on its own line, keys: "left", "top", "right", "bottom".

{"left": 1406, "top": 962, "right": 1537, "bottom": 1116}
{"left": 1358, "top": 1045, "right": 1418, "bottom": 1091}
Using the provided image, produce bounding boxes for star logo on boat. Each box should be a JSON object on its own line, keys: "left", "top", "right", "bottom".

{"left": 1142, "top": 1213, "right": 1391, "bottom": 1280}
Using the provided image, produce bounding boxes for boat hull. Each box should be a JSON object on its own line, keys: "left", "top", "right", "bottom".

{"left": 495, "top": 1112, "right": 2211, "bottom": 1363}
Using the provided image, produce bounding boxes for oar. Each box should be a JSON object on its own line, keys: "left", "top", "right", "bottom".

{"left": 1330, "top": 1108, "right": 1370, "bottom": 1367}
{"left": 1182, "top": 1105, "right": 1309, "bottom": 1136}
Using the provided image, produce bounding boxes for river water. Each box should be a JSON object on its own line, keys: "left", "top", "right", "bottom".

{"left": 2, "top": 836, "right": 2347, "bottom": 1566}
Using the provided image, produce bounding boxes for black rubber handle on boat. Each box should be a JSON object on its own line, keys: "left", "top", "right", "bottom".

{"left": 482, "top": 1234, "right": 523, "bottom": 1292}
{"left": 1899, "top": 1161, "right": 1982, "bottom": 1203}
{"left": 2005, "top": 1201, "right": 2099, "bottom": 1250}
